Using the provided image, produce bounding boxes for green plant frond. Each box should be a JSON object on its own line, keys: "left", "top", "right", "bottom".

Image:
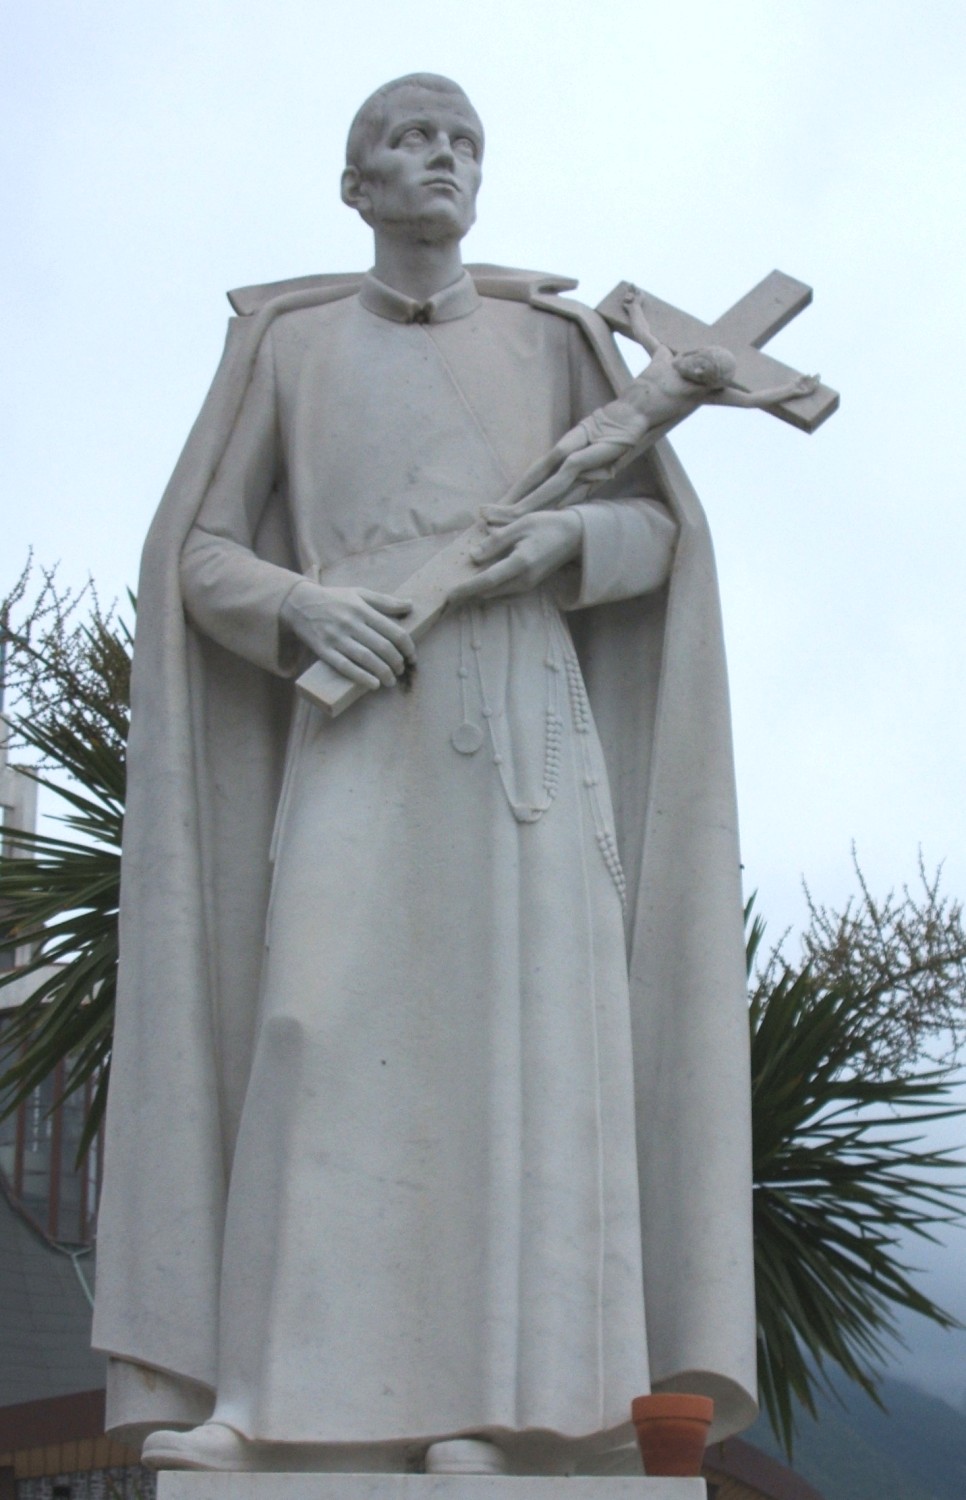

{"left": 745, "top": 893, "right": 767, "bottom": 978}
{"left": 0, "top": 1004, "right": 116, "bottom": 1159}
{"left": 1, "top": 977, "right": 113, "bottom": 1089}
{"left": 7, "top": 771, "right": 124, "bottom": 832}
{"left": 0, "top": 572, "right": 128, "bottom": 1162}
{"left": 7, "top": 970, "right": 113, "bottom": 1063}
{"left": 1, "top": 867, "right": 113, "bottom": 914}
{"left": 757, "top": 1203, "right": 956, "bottom": 1320}
{"left": 1, "top": 889, "right": 120, "bottom": 950}
{"left": 73, "top": 1067, "right": 111, "bottom": 1158}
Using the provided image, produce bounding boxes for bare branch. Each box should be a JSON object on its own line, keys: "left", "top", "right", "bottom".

{"left": 1, "top": 559, "right": 131, "bottom": 768}
{"left": 751, "top": 851, "right": 966, "bottom": 1079}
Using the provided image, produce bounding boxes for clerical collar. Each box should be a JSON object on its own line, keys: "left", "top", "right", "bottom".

{"left": 358, "top": 271, "right": 481, "bottom": 325}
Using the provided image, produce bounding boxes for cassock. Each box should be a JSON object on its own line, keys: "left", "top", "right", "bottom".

{"left": 92, "top": 267, "right": 758, "bottom": 1460}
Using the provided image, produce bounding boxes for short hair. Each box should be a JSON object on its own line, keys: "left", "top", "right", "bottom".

{"left": 345, "top": 74, "right": 483, "bottom": 169}
{"left": 677, "top": 345, "right": 738, "bottom": 389}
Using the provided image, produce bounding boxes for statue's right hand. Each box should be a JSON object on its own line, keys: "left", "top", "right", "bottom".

{"left": 280, "top": 582, "right": 415, "bottom": 689}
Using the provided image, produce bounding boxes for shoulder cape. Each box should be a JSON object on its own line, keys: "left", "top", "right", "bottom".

{"left": 92, "top": 265, "right": 757, "bottom": 1446}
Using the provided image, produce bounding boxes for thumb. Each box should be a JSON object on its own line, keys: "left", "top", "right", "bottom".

{"left": 361, "top": 590, "right": 413, "bottom": 615}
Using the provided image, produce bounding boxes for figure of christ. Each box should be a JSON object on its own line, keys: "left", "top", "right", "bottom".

{"left": 93, "top": 73, "right": 758, "bottom": 1478}
{"left": 482, "top": 289, "right": 820, "bottom": 525}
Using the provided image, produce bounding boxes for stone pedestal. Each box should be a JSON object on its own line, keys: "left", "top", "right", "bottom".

{"left": 159, "top": 1478, "right": 706, "bottom": 1500}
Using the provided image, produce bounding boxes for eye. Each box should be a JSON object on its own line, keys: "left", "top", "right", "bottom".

{"left": 453, "top": 136, "right": 478, "bottom": 158}
{"left": 398, "top": 127, "right": 427, "bottom": 147}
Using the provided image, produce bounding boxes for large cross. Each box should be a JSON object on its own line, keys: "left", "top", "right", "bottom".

{"left": 595, "top": 270, "right": 838, "bottom": 433}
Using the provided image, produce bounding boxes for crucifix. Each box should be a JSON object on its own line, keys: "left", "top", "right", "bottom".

{"left": 297, "top": 269, "right": 838, "bottom": 717}
{"left": 595, "top": 269, "right": 838, "bottom": 432}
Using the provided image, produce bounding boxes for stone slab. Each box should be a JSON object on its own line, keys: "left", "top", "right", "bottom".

{"left": 159, "top": 1478, "right": 706, "bottom": 1500}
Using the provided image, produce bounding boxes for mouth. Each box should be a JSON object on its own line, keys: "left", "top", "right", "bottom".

{"left": 423, "top": 177, "right": 460, "bottom": 191}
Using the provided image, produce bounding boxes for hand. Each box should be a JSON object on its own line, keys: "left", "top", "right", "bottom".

{"left": 280, "top": 582, "right": 414, "bottom": 689}
{"left": 793, "top": 373, "right": 820, "bottom": 398}
{"left": 447, "top": 510, "right": 582, "bottom": 607}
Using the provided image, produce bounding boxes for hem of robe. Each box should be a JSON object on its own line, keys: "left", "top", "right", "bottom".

{"left": 201, "top": 1418, "right": 646, "bottom": 1474}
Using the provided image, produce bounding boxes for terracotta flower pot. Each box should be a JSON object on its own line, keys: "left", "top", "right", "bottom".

{"left": 631, "top": 1393, "right": 715, "bottom": 1477}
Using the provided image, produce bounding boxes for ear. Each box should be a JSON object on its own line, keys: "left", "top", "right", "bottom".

{"left": 341, "top": 166, "right": 369, "bottom": 215}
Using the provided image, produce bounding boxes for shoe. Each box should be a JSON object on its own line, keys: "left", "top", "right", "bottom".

{"left": 142, "top": 1421, "right": 258, "bottom": 1471}
{"left": 424, "top": 1438, "right": 507, "bottom": 1475}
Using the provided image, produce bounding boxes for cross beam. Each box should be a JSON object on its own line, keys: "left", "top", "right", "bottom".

{"left": 596, "top": 270, "right": 839, "bottom": 433}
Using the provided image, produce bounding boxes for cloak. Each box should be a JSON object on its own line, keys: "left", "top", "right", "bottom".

{"left": 92, "top": 264, "right": 758, "bottom": 1449}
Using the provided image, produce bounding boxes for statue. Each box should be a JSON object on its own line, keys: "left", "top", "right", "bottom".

{"left": 91, "top": 71, "right": 830, "bottom": 1477}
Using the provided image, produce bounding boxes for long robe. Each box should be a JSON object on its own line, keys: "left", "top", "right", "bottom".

{"left": 92, "top": 265, "right": 758, "bottom": 1457}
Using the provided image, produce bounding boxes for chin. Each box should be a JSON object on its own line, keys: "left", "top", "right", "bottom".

{"left": 391, "top": 212, "right": 468, "bottom": 246}
{"left": 377, "top": 202, "right": 476, "bottom": 247}
{"left": 427, "top": 206, "right": 476, "bottom": 241}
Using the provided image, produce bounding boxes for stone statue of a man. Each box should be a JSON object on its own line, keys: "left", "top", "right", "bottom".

{"left": 92, "top": 73, "right": 757, "bottom": 1475}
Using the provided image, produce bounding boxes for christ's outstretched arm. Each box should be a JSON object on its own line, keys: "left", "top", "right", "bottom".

{"left": 711, "top": 372, "right": 820, "bottom": 409}
{"left": 622, "top": 287, "right": 666, "bottom": 357}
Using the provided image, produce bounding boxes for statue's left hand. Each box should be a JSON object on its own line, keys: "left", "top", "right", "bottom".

{"left": 447, "top": 510, "right": 582, "bottom": 606}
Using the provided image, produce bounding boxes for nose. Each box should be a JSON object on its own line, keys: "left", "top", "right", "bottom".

{"left": 426, "top": 133, "right": 456, "bottom": 169}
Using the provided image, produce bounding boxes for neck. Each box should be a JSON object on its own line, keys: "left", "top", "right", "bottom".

{"left": 371, "top": 233, "right": 465, "bottom": 303}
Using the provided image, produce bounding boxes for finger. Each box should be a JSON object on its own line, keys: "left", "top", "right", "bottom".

{"left": 449, "top": 553, "right": 528, "bottom": 605}
{"left": 358, "top": 608, "right": 416, "bottom": 661}
{"left": 359, "top": 590, "right": 413, "bottom": 617}
{"left": 338, "top": 638, "right": 398, "bottom": 688}
{"left": 471, "top": 521, "right": 527, "bottom": 564}
{"left": 353, "top": 622, "right": 407, "bottom": 676}
{"left": 320, "top": 647, "right": 382, "bottom": 691}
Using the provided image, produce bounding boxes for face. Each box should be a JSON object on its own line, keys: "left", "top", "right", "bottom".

{"left": 343, "top": 86, "right": 483, "bottom": 243}
{"left": 675, "top": 349, "right": 731, "bottom": 389}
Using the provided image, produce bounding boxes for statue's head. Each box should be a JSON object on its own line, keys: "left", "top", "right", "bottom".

{"left": 674, "top": 346, "right": 737, "bottom": 390}
{"left": 341, "top": 74, "right": 484, "bottom": 244}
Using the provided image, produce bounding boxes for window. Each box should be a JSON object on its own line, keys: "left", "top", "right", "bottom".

{"left": 0, "top": 1017, "right": 102, "bottom": 1244}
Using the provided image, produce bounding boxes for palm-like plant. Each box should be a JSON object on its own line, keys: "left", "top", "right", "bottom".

{"left": 1, "top": 565, "right": 964, "bottom": 1448}
{"left": 0, "top": 566, "right": 128, "bottom": 1155}
{"left": 749, "top": 900, "right": 966, "bottom": 1452}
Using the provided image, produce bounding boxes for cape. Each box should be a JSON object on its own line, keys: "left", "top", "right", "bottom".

{"left": 92, "top": 263, "right": 758, "bottom": 1448}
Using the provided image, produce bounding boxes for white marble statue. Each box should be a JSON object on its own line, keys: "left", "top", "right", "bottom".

{"left": 92, "top": 74, "right": 758, "bottom": 1475}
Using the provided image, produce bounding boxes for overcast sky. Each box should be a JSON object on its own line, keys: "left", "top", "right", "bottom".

{"left": 3, "top": 0, "right": 965, "bottom": 1405}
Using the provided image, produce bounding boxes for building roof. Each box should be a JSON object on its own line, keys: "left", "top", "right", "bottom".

{"left": 706, "top": 1435, "right": 827, "bottom": 1500}
{"left": 0, "top": 1174, "right": 105, "bottom": 1407}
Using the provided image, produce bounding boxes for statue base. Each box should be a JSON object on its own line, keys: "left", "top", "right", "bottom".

{"left": 158, "top": 1477, "right": 706, "bottom": 1500}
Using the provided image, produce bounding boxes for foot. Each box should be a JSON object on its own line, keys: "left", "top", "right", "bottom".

{"left": 142, "top": 1421, "right": 258, "bottom": 1471}
{"left": 424, "top": 1438, "right": 507, "bottom": 1475}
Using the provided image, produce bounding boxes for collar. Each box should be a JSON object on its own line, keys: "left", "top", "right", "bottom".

{"left": 358, "top": 270, "right": 481, "bottom": 325}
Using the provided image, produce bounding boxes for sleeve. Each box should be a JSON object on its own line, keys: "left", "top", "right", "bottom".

{"left": 558, "top": 318, "right": 678, "bottom": 609}
{"left": 180, "top": 327, "right": 305, "bottom": 675}
{"left": 563, "top": 497, "right": 677, "bottom": 608}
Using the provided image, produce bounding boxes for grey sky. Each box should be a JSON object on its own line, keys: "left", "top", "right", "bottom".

{"left": 3, "top": 0, "right": 965, "bottom": 1401}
